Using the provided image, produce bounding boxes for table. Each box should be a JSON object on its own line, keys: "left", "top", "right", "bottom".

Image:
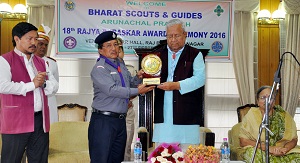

{"left": 122, "top": 161, "right": 245, "bottom": 163}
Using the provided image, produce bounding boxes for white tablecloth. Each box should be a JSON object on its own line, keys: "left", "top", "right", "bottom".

{"left": 122, "top": 161, "right": 245, "bottom": 163}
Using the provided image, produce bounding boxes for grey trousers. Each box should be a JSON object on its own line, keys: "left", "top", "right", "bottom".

{"left": 124, "top": 106, "right": 135, "bottom": 161}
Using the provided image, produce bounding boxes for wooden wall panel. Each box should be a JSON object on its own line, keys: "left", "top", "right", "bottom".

{"left": 260, "top": 0, "right": 271, "bottom": 11}
{"left": 258, "top": 27, "right": 271, "bottom": 86}
{"left": 1, "top": 20, "right": 23, "bottom": 54}
{"left": 258, "top": 0, "right": 281, "bottom": 104}
{"left": 260, "top": 0, "right": 280, "bottom": 13}
{"left": 0, "top": 0, "right": 26, "bottom": 55}
{"left": 269, "top": 27, "right": 280, "bottom": 78}
{"left": 258, "top": 25, "right": 280, "bottom": 87}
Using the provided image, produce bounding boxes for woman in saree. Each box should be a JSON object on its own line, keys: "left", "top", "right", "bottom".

{"left": 239, "top": 86, "right": 300, "bottom": 162}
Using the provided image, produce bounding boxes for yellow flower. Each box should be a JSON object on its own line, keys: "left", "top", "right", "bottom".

{"left": 184, "top": 145, "right": 220, "bottom": 163}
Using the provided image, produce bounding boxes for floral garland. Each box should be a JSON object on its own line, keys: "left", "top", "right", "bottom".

{"left": 148, "top": 143, "right": 184, "bottom": 163}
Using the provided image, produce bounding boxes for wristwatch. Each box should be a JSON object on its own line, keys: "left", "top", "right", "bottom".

{"left": 43, "top": 80, "right": 47, "bottom": 88}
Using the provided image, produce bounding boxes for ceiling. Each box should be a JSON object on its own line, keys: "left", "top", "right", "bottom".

{"left": 25, "top": 0, "right": 260, "bottom": 11}
{"left": 27, "top": 0, "right": 55, "bottom": 6}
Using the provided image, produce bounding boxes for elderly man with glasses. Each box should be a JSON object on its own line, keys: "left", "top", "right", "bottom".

{"left": 152, "top": 19, "right": 206, "bottom": 152}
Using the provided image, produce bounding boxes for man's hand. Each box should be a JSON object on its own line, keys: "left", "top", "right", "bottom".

{"left": 138, "top": 84, "right": 155, "bottom": 94}
{"left": 33, "top": 72, "right": 47, "bottom": 88}
{"left": 157, "top": 82, "right": 180, "bottom": 91}
{"left": 136, "top": 69, "right": 144, "bottom": 79}
{"left": 128, "top": 101, "right": 134, "bottom": 109}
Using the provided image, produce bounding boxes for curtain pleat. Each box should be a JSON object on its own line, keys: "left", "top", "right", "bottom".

{"left": 27, "top": 5, "right": 55, "bottom": 57}
{"left": 281, "top": 14, "right": 300, "bottom": 116}
{"left": 232, "top": 11, "right": 256, "bottom": 105}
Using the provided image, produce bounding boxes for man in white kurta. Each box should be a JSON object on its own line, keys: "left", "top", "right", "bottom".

{"left": 152, "top": 19, "right": 206, "bottom": 152}
{"left": 152, "top": 47, "right": 205, "bottom": 149}
{"left": 34, "top": 24, "right": 59, "bottom": 123}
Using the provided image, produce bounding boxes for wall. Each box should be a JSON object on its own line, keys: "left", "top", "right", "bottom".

{"left": 53, "top": 51, "right": 140, "bottom": 121}
{"left": 205, "top": 62, "right": 239, "bottom": 147}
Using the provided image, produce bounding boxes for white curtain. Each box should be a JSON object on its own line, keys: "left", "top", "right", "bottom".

{"left": 232, "top": 11, "right": 256, "bottom": 105}
{"left": 27, "top": 5, "right": 55, "bottom": 56}
{"left": 232, "top": 0, "right": 259, "bottom": 105}
{"left": 27, "top": 5, "right": 54, "bottom": 30}
{"left": 281, "top": 0, "right": 300, "bottom": 116}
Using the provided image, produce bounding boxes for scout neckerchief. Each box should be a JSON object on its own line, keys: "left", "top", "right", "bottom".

{"left": 97, "top": 55, "right": 128, "bottom": 103}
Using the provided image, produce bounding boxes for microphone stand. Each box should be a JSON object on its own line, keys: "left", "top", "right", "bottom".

{"left": 250, "top": 93, "right": 275, "bottom": 163}
{"left": 251, "top": 56, "right": 282, "bottom": 163}
{"left": 265, "top": 82, "right": 279, "bottom": 162}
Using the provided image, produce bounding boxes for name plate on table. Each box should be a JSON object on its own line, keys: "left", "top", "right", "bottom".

{"left": 141, "top": 52, "right": 162, "bottom": 85}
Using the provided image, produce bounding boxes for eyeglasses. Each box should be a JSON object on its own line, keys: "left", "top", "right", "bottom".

{"left": 166, "top": 33, "right": 184, "bottom": 40}
{"left": 259, "top": 95, "right": 270, "bottom": 100}
{"left": 259, "top": 95, "right": 269, "bottom": 100}
{"left": 103, "top": 43, "right": 119, "bottom": 49}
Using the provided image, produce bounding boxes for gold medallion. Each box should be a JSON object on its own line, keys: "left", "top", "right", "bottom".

{"left": 141, "top": 54, "right": 162, "bottom": 76}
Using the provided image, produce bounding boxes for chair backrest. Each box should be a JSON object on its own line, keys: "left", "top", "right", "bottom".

{"left": 237, "top": 104, "right": 258, "bottom": 122}
{"left": 200, "top": 127, "right": 215, "bottom": 147}
{"left": 49, "top": 121, "right": 89, "bottom": 152}
{"left": 57, "top": 103, "right": 88, "bottom": 122}
{"left": 228, "top": 123, "right": 242, "bottom": 147}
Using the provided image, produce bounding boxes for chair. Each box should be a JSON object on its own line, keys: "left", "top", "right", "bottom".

{"left": 57, "top": 103, "right": 88, "bottom": 122}
{"left": 228, "top": 123, "right": 246, "bottom": 160}
{"left": 48, "top": 121, "right": 89, "bottom": 163}
{"left": 237, "top": 104, "right": 257, "bottom": 122}
{"left": 228, "top": 103, "right": 257, "bottom": 160}
{"left": 200, "top": 127, "right": 215, "bottom": 147}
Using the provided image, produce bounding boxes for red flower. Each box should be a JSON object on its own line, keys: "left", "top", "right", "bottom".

{"left": 167, "top": 145, "right": 174, "bottom": 153}
{"left": 158, "top": 146, "right": 165, "bottom": 153}
{"left": 148, "top": 143, "right": 184, "bottom": 163}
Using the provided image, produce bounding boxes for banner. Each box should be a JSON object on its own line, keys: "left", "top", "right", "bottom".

{"left": 56, "top": 0, "right": 233, "bottom": 60}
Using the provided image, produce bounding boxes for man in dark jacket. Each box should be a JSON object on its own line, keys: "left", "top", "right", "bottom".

{"left": 152, "top": 19, "right": 206, "bottom": 151}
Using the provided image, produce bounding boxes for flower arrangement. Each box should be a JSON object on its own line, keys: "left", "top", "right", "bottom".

{"left": 184, "top": 144, "right": 220, "bottom": 163}
{"left": 148, "top": 143, "right": 184, "bottom": 163}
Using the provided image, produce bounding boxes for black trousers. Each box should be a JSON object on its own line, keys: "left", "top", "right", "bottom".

{"left": 1, "top": 112, "right": 49, "bottom": 163}
{"left": 88, "top": 112, "right": 127, "bottom": 163}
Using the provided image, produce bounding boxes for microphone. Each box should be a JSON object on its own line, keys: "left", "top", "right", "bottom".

{"left": 269, "top": 55, "right": 283, "bottom": 105}
{"left": 273, "top": 57, "right": 283, "bottom": 84}
{"left": 271, "top": 51, "right": 300, "bottom": 94}
{"left": 273, "top": 51, "right": 300, "bottom": 85}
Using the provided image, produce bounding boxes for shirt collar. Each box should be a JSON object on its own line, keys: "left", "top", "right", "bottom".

{"left": 100, "top": 54, "right": 117, "bottom": 63}
{"left": 14, "top": 47, "right": 34, "bottom": 60}
{"left": 167, "top": 45, "right": 185, "bottom": 55}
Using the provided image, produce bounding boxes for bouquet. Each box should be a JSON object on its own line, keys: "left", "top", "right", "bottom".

{"left": 148, "top": 143, "right": 184, "bottom": 163}
{"left": 184, "top": 144, "right": 220, "bottom": 163}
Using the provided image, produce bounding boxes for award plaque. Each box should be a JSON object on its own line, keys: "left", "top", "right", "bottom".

{"left": 141, "top": 52, "right": 162, "bottom": 85}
